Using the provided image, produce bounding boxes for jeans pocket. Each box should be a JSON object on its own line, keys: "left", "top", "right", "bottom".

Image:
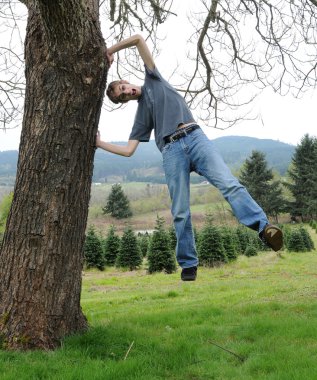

{"left": 162, "top": 143, "right": 172, "bottom": 155}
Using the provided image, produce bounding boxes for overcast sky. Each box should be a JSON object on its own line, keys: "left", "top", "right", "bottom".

{"left": 1, "top": 1, "right": 316, "bottom": 151}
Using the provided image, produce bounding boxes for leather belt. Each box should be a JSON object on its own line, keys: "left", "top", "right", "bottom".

{"left": 164, "top": 124, "right": 200, "bottom": 144}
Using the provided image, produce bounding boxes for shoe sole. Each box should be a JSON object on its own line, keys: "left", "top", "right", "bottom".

{"left": 181, "top": 266, "right": 197, "bottom": 281}
{"left": 181, "top": 275, "right": 196, "bottom": 281}
{"left": 263, "top": 226, "right": 283, "bottom": 251}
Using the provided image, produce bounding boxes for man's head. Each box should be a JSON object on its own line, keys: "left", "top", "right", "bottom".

{"left": 106, "top": 80, "right": 141, "bottom": 104}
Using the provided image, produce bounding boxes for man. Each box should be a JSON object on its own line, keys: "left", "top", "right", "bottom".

{"left": 96, "top": 34, "right": 283, "bottom": 281}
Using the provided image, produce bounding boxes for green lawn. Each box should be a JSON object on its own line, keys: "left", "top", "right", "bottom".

{"left": 1, "top": 248, "right": 317, "bottom": 379}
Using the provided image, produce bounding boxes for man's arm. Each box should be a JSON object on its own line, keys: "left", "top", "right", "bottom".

{"left": 107, "top": 34, "right": 155, "bottom": 70}
{"left": 96, "top": 131, "right": 139, "bottom": 157}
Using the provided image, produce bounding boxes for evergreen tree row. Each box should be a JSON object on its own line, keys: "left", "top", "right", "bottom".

{"left": 84, "top": 215, "right": 315, "bottom": 273}
{"left": 83, "top": 216, "right": 176, "bottom": 273}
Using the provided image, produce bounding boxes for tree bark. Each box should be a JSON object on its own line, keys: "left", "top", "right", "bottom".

{"left": 0, "top": 0, "right": 107, "bottom": 349}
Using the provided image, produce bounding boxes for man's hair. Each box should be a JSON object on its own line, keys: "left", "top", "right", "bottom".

{"left": 106, "top": 80, "right": 128, "bottom": 104}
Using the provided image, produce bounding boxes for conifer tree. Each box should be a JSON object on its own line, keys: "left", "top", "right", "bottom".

{"left": 281, "top": 225, "right": 292, "bottom": 249}
{"left": 244, "top": 245, "right": 258, "bottom": 257}
{"left": 138, "top": 233, "right": 150, "bottom": 258}
{"left": 286, "top": 228, "right": 306, "bottom": 252}
{"left": 220, "top": 227, "right": 238, "bottom": 261}
{"left": 198, "top": 214, "right": 227, "bottom": 267}
{"left": 116, "top": 226, "right": 142, "bottom": 270}
{"left": 239, "top": 150, "right": 285, "bottom": 220}
{"left": 240, "top": 150, "right": 272, "bottom": 202}
{"left": 104, "top": 225, "right": 121, "bottom": 266}
{"left": 264, "top": 180, "right": 285, "bottom": 224}
{"left": 84, "top": 226, "right": 105, "bottom": 271}
{"left": 168, "top": 225, "right": 177, "bottom": 252}
{"left": 299, "top": 226, "right": 315, "bottom": 251}
{"left": 310, "top": 140, "right": 317, "bottom": 218}
{"left": 235, "top": 225, "right": 249, "bottom": 254}
{"left": 148, "top": 216, "right": 176, "bottom": 274}
{"left": 286, "top": 135, "right": 317, "bottom": 221}
{"left": 193, "top": 226, "right": 199, "bottom": 246}
{"left": 103, "top": 183, "right": 132, "bottom": 219}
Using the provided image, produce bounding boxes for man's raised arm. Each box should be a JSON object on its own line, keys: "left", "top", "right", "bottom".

{"left": 107, "top": 34, "right": 155, "bottom": 70}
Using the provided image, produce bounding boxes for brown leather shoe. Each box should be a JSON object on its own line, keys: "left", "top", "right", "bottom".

{"left": 261, "top": 224, "right": 283, "bottom": 251}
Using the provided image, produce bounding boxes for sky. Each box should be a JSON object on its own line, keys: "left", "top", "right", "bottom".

{"left": 0, "top": 1, "right": 316, "bottom": 151}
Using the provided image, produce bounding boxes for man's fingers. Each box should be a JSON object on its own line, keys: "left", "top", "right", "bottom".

{"left": 106, "top": 51, "right": 114, "bottom": 67}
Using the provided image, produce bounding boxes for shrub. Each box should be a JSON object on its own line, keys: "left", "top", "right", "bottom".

{"left": 244, "top": 245, "right": 258, "bottom": 257}
{"left": 235, "top": 226, "right": 250, "bottom": 254}
{"left": 104, "top": 225, "right": 121, "bottom": 265}
{"left": 148, "top": 216, "right": 176, "bottom": 274}
{"left": 286, "top": 229, "right": 306, "bottom": 252}
{"left": 84, "top": 225, "right": 105, "bottom": 270}
{"left": 137, "top": 233, "right": 150, "bottom": 258}
{"left": 167, "top": 225, "right": 177, "bottom": 252}
{"left": 116, "top": 226, "right": 142, "bottom": 270}
{"left": 219, "top": 227, "right": 238, "bottom": 261}
{"left": 299, "top": 225, "right": 315, "bottom": 251}
{"left": 285, "top": 225, "right": 315, "bottom": 252}
{"left": 235, "top": 226, "right": 264, "bottom": 254}
{"left": 281, "top": 225, "right": 292, "bottom": 248}
{"left": 198, "top": 217, "right": 227, "bottom": 267}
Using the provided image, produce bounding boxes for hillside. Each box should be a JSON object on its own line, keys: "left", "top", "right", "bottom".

{"left": 212, "top": 136, "right": 295, "bottom": 174}
{"left": 0, "top": 136, "right": 295, "bottom": 185}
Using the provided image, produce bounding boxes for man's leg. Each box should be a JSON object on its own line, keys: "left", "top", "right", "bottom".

{"left": 187, "top": 129, "right": 269, "bottom": 232}
{"left": 162, "top": 141, "right": 198, "bottom": 271}
{"left": 185, "top": 129, "right": 283, "bottom": 250}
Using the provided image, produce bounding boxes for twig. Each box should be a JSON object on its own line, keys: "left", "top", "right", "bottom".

{"left": 124, "top": 341, "right": 134, "bottom": 360}
{"left": 208, "top": 340, "right": 245, "bottom": 362}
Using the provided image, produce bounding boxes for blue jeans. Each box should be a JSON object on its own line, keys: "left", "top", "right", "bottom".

{"left": 162, "top": 127, "right": 269, "bottom": 269}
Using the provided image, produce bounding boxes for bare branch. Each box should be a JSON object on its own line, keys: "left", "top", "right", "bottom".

{"left": 101, "top": 0, "right": 175, "bottom": 84}
{"left": 0, "top": 0, "right": 27, "bottom": 130}
{"left": 181, "top": 0, "right": 317, "bottom": 129}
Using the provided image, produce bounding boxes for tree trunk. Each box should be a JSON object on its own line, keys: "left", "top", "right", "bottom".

{"left": 0, "top": 0, "right": 107, "bottom": 349}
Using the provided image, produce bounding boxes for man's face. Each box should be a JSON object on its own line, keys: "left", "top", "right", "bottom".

{"left": 113, "top": 80, "right": 141, "bottom": 103}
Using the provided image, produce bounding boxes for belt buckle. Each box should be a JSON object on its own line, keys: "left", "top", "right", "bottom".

{"left": 171, "top": 132, "right": 180, "bottom": 142}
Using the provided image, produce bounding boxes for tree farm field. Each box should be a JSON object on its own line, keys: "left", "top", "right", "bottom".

{"left": 87, "top": 181, "right": 252, "bottom": 233}
{"left": 1, "top": 232, "right": 317, "bottom": 379}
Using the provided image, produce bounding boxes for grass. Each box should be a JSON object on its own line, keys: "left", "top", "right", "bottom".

{"left": 1, "top": 236, "right": 317, "bottom": 379}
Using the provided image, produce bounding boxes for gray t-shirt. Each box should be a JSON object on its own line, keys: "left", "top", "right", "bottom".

{"left": 129, "top": 66, "right": 195, "bottom": 152}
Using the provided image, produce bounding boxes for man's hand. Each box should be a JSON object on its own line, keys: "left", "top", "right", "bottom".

{"left": 106, "top": 50, "right": 114, "bottom": 67}
{"left": 95, "top": 130, "right": 101, "bottom": 148}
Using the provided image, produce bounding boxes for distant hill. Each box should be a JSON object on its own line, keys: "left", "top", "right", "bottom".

{"left": 0, "top": 150, "right": 18, "bottom": 185}
{"left": 0, "top": 136, "right": 295, "bottom": 185}
{"left": 212, "top": 136, "right": 295, "bottom": 174}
